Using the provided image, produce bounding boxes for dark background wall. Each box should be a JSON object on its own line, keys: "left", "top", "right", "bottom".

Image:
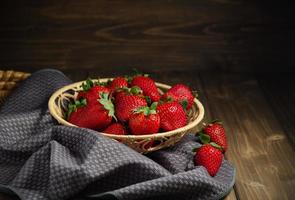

{"left": 0, "top": 0, "right": 294, "bottom": 74}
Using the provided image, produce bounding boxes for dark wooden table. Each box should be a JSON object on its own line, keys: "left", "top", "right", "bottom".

{"left": 0, "top": 70, "right": 294, "bottom": 200}
{"left": 1, "top": 0, "right": 295, "bottom": 199}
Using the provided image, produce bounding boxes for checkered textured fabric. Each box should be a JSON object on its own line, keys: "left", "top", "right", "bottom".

{"left": 0, "top": 69, "right": 235, "bottom": 200}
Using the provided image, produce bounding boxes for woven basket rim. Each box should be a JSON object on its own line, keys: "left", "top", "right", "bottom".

{"left": 48, "top": 78, "right": 205, "bottom": 139}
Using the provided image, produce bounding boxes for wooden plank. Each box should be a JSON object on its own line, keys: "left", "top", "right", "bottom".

{"left": 0, "top": 0, "right": 294, "bottom": 72}
{"left": 258, "top": 73, "right": 295, "bottom": 147}
{"left": 199, "top": 72, "right": 295, "bottom": 199}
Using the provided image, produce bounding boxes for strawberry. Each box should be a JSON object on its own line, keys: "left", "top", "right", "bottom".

{"left": 202, "top": 120, "right": 227, "bottom": 153}
{"left": 162, "top": 84, "right": 194, "bottom": 110}
{"left": 68, "top": 92, "right": 115, "bottom": 130}
{"left": 83, "top": 85, "right": 110, "bottom": 103}
{"left": 115, "top": 86, "right": 147, "bottom": 122}
{"left": 131, "top": 75, "right": 160, "bottom": 102}
{"left": 103, "top": 123, "right": 127, "bottom": 135}
{"left": 108, "top": 77, "right": 128, "bottom": 92}
{"left": 129, "top": 102, "right": 160, "bottom": 135}
{"left": 194, "top": 144, "right": 223, "bottom": 176}
{"left": 157, "top": 101, "right": 187, "bottom": 131}
{"left": 77, "top": 79, "right": 110, "bottom": 103}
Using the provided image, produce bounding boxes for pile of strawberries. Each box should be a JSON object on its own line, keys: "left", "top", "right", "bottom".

{"left": 66, "top": 73, "right": 229, "bottom": 177}
{"left": 193, "top": 120, "right": 228, "bottom": 176}
{"left": 67, "top": 74, "right": 195, "bottom": 135}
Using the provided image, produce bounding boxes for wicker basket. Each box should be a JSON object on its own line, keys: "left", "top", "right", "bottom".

{"left": 0, "top": 70, "right": 30, "bottom": 106}
{"left": 48, "top": 79, "right": 205, "bottom": 153}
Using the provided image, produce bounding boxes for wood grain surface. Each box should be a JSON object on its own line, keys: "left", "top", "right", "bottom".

{"left": 199, "top": 72, "right": 295, "bottom": 199}
{"left": 0, "top": 0, "right": 295, "bottom": 72}
{"left": 258, "top": 74, "right": 295, "bottom": 148}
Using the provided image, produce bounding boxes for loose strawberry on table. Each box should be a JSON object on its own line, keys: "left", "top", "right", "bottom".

{"left": 129, "top": 102, "right": 160, "bottom": 135}
{"left": 194, "top": 144, "right": 223, "bottom": 177}
{"left": 131, "top": 75, "right": 160, "bottom": 102}
{"left": 201, "top": 120, "right": 227, "bottom": 153}
{"left": 157, "top": 101, "right": 188, "bottom": 131}
{"left": 162, "top": 84, "right": 194, "bottom": 110}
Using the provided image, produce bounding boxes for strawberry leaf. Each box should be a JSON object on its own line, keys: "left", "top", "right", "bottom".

{"left": 81, "top": 78, "right": 94, "bottom": 91}
{"left": 180, "top": 99, "right": 188, "bottom": 110}
{"left": 167, "top": 96, "right": 173, "bottom": 102}
{"left": 130, "top": 86, "right": 142, "bottom": 95}
{"left": 199, "top": 133, "right": 210, "bottom": 144}
{"left": 124, "top": 75, "right": 133, "bottom": 84}
{"left": 66, "top": 98, "right": 87, "bottom": 119}
{"left": 144, "top": 96, "right": 151, "bottom": 104}
{"left": 133, "top": 102, "right": 158, "bottom": 116}
{"left": 150, "top": 102, "right": 158, "bottom": 110}
{"left": 98, "top": 92, "right": 117, "bottom": 121}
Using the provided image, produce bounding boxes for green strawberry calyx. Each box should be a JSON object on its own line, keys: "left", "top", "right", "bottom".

{"left": 180, "top": 99, "right": 189, "bottom": 110}
{"left": 117, "top": 86, "right": 143, "bottom": 95}
{"left": 66, "top": 98, "right": 87, "bottom": 119}
{"left": 80, "top": 78, "right": 108, "bottom": 91}
{"left": 133, "top": 102, "right": 158, "bottom": 116}
{"left": 125, "top": 68, "right": 150, "bottom": 83}
{"left": 199, "top": 131, "right": 210, "bottom": 144}
{"left": 210, "top": 119, "right": 223, "bottom": 125}
{"left": 209, "top": 142, "right": 223, "bottom": 151}
{"left": 98, "top": 92, "right": 117, "bottom": 121}
{"left": 197, "top": 130, "right": 224, "bottom": 152}
{"left": 192, "top": 142, "right": 222, "bottom": 152}
{"left": 81, "top": 78, "right": 94, "bottom": 91}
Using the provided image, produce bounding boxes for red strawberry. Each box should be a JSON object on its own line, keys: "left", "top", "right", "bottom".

{"left": 162, "top": 84, "right": 194, "bottom": 110}
{"left": 131, "top": 75, "right": 160, "bottom": 102}
{"left": 77, "top": 79, "right": 110, "bottom": 103}
{"left": 84, "top": 85, "right": 110, "bottom": 103}
{"left": 115, "top": 86, "right": 147, "bottom": 122}
{"left": 108, "top": 77, "right": 128, "bottom": 92}
{"left": 194, "top": 144, "right": 223, "bottom": 176}
{"left": 129, "top": 103, "right": 160, "bottom": 135}
{"left": 103, "top": 123, "right": 127, "bottom": 135}
{"left": 203, "top": 120, "right": 227, "bottom": 153}
{"left": 157, "top": 102, "right": 187, "bottom": 131}
{"left": 68, "top": 93, "right": 115, "bottom": 130}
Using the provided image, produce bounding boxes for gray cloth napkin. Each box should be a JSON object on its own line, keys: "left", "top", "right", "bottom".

{"left": 0, "top": 69, "right": 235, "bottom": 200}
